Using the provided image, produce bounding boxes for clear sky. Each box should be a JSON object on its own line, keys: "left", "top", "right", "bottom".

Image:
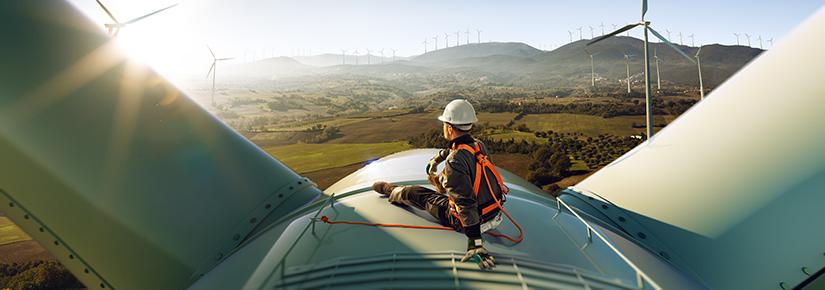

{"left": 67, "top": 0, "right": 824, "bottom": 77}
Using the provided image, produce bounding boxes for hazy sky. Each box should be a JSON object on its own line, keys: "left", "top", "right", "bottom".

{"left": 67, "top": 0, "right": 824, "bottom": 76}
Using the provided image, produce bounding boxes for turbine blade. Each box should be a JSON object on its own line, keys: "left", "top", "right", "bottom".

{"left": 206, "top": 62, "right": 215, "bottom": 79}
{"left": 217, "top": 57, "right": 234, "bottom": 61}
{"left": 642, "top": 0, "right": 648, "bottom": 18}
{"left": 648, "top": 26, "right": 696, "bottom": 64}
{"left": 207, "top": 45, "right": 215, "bottom": 59}
{"left": 587, "top": 23, "right": 640, "bottom": 46}
{"left": 123, "top": 3, "right": 179, "bottom": 25}
{"left": 95, "top": 0, "right": 120, "bottom": 23}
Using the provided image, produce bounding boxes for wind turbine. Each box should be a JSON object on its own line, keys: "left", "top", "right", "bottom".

{"left": 665, "top": 29, "right": 672, "bottom": 41}
{"left": 340, "top": 49, "right": 347, "bottom": 65}
{"left": 734, "top": 33, "right": 741, "bottom": 45}
{"left": 678, "top": 32, "right": 683, "bottom": 45}
{"left": 422, "top": 38, "right": 429, "bottom": 54}
{"left": 587, "top": 0, "right": 697, "bottom": 139}
{"left": 585, "top": 48, "right": 599, "bottom": 87}
{"left": 757, "top": 35, "right": 763, "bottom": 49}
{"left": 568, "top": 30, "right": 573, "bottom": 43}
{"left": 745, "top": 33, "right": 751, "bottom": 47}
{"left": 366, "top": 49, "right": 371, "bottom": 64}
{"left": 689, "top": 34, "right": 695, "bottom": 47}
{"left": 444, "top": 33, "right": 450, "bottom": 48}
{"left": 206, "top": 46, "right": 233, "bottom": 107}
{"left": 95, "top": 0, "right": 178, "bottom": 36}
{"left": 577, "top": 26, "right": 583, "bottom": 40}
{"left": 455, "top": 31, "right": 460, "bottom": 46}
{"left": 465, "top": 29, "right": 471, "bottom": 45}
{"left": 768, "top": 38, "right": 774, "bottom": 48}
{"left": 589, "top": 26, "right": 594, "bottom": 39}
{"left": 600, "top": 22, "right": 605, "bottom": 36}
{"left": 624, "top": 53, "right": 633, "bottom": 94}
{"left": 696, "top": 46, "right": 705, "bottom": 100}
{"left": 433, "top": 36, "right": 439, "bottom": 50}
{"left": 654, "top": 47, "right": 661, "bottom": 90}
{"left": 379, "top": 49, "right": 385, "bottom": 64}
{"left": 391, "top": 49, "right": 397, "bottom": 62}
{"left": 354, "top": 49, "right": 359, "bottom": 65}
{"left": 476, "top": 29, "right": 482, "bottom": 43}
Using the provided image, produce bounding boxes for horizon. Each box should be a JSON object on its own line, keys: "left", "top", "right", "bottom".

{"left": 67, "top": 0, "right": 824, "bottom": 77}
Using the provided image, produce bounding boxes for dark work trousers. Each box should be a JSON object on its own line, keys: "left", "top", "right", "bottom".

{"left": 392, "top": 185, "right": 463, "bottom": 231}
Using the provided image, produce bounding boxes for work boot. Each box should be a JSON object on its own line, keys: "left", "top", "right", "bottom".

{"left": 372, "top": 181, "right": 398, "bottom": 196}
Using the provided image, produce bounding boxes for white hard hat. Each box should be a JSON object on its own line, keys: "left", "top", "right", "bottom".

{"left": 438, "top": 99, "right": 478, "bottom": 128}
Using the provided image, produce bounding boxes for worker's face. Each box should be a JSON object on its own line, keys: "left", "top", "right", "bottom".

{"left": 442, "top": 122, "right": 451, "bottom": 140}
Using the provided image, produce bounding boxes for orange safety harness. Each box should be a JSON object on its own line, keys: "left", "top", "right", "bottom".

{"left": 319, "top": 143, "right": 524, "bottom": 244}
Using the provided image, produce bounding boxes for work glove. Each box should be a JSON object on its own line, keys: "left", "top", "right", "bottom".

{"left": 461, "top": 239, "right": 495, "bottom": 270}
{"left": 425, "top": 159, "right": 440, "bottom": 176}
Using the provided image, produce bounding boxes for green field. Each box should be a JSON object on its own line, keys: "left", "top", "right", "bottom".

{"left": 0, "top": 217, "right": 30, "bottom": 246}
{"left": 476, "top": 112, "right": 519, "bottom": 126}
{"left": 265, "top": 141, "right": 412, "bottom": 173}
{"left": 516, "top": 113, "right": 676, "bottom": 137}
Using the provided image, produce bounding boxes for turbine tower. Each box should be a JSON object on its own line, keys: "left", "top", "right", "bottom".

{"left": 624, "top": 53, "right": 632, "bottom": 94}
{"left": 206, "top": 46, "right": 233, "bottom": 107}
{"left": 444, "top": 33, "right": 450, "bottom": 48}
{"left": 354, "top": 49, "right": 359, "bottom": 65}
{"left": 734, "top": 33, "right": 741, "bottom": 45}
{"left": 391, "top": 49, "right": 397, "bottom": 62}
{"left": 600, "top": 22, "right": 605, "bottom": 36}
{"left": 577, "top": 26, "right": 583, "bottom": 40}
{"left": 366, "top": 48, "right": 371, "bottom": 64}
{"left": 589, "top": 26, "right": 594, "bottom": 39}
{"left": 678, "top": 32, "right": 683, "bottom": 45}
{"left": 465, "top": 29, "right": 471, "bottom": 45}
{"left": 379, "top": 49, "right": 384, "bottom": 64}
{"left": 665, "top": 29, "right": 672, "bottom": 41}
{"left": 689, "top": 34, "right": 695, "bottom": 47}
{"left": 654, "top": 47, "right": 661, "bottom": 90}
{"left": 433, "top": 35, "right": 439, "bottom": 50}
{"left": 455, "top": 31, "right": 460, "bottom": 46}
{"left": 757, "top": 35, "right": 763, "bottom": 49}
{"left": 585, "top": 49, "right": 599, "bottom": 87}
{"left": 94, "top": 0, "right": 178, "bottom": 36}
{"left": 696, "top": 46, "right": 705, "bottom": 100}
{"left": 340, "top": 49, "right": 347, "bottom": 65}
{"left": 587, "top": 0, "right": 697, "bottom": 139}
{"left": 568, "top": 30, "right": 573, "bottom": 43}
{"left": 476, "top": 29, "right": 482, "bottom": 43}
{"left": 745, "top": 33, "right": 751, "bottom": 46}
{"left": 422, "top": 38, "right": 429, "bottom": 54}
{"left": 768, "top": 38, "right": 774, "bottom": 48}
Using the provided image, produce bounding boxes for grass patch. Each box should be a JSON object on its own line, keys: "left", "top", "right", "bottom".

{"left": 265, "top": 141, "right": 412, "bottom": 173}
{"left": 476, "top": 112, "right": 518, "bottom": 126}
{"left": 516, "top": 113, "right": 676, "bottom": 137}
{"left": 0, "top": 217, "right": 30, "bottom": 246}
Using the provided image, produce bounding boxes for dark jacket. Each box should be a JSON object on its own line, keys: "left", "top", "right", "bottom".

{"left": 432, "top": 134, "right": 504, "bottom": 239}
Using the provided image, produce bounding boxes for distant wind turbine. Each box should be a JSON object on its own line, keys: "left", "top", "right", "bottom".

{"left": 600, "top": 22, "right": 605, "bottom": 36}
{"left": 689, "top": 34, "right": 695, "bottom": 47}
{"left": 422, "top": 38, "right": 429, "bottom": 54}
{"left": 366, "top": 48, "right": 372, "bottom": 64}
{"left": 354, "top": 49, "right": 359, "bottom": 65}
{"left": 340, "top": 49, "right": 347, "bottom": 65}
{"left": 734, "top": 33, "right": 741, "bottom": 45}
{"left": 624, "top": 53, "right": 633, "bottom": 94}
{"left": 696, "top": 46, "right": 705, "bottom": 100}
{"left": 444, "top": 33, "right": 450, "bottom": 48}
{"left": 587, "top": 0, "right": 697, "bottom": 139}
{"left": 678, "top": 32, "right": 683, "bottom": 45}
{"left": 94, "top": 0, "right": 178, "bottom": 36}
{"left": 577, "top": 26, "right": 583, "bottom": 40}
{"left": 476, "top": 29, "right": 482, "bottom": 43}
{"left": 433, "top": 35, "right": 439, "bottom": 50}
{"left": 391, "top": 49, "right": 397, "bottom": 62}
{"left": 757, "top": 35, "right": 763, "bottom": 49}
{"left": 465, "top": 29, "right": 471, "bottom": 45}
{"left": 455, "top": 31, "right": 461, "bottom": 46}
{"left": 206, "top": 46, "right": 233, "bottom": 107}
{"left": 568, "top": 30, "right": 573, "bottom": 43}
{"left": 745, "top": 33, "right": 751, "bottom": 47}
{"left": 665, "top": 29, "right": 672, "bottom": 41}
{"left": 767, "top": 38, "right": 774, "bottom": 48}
{"left": 585, "top": 48, "right": 599, "bottom": 87}
{"left": 654, "top": 47, "right": 661, "bottom": 90}
{"left": 589, "top": 26, "right": 594, "bottom": 39}
{"left": 379, "top": 49, "right": 385, "bottom": 64}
